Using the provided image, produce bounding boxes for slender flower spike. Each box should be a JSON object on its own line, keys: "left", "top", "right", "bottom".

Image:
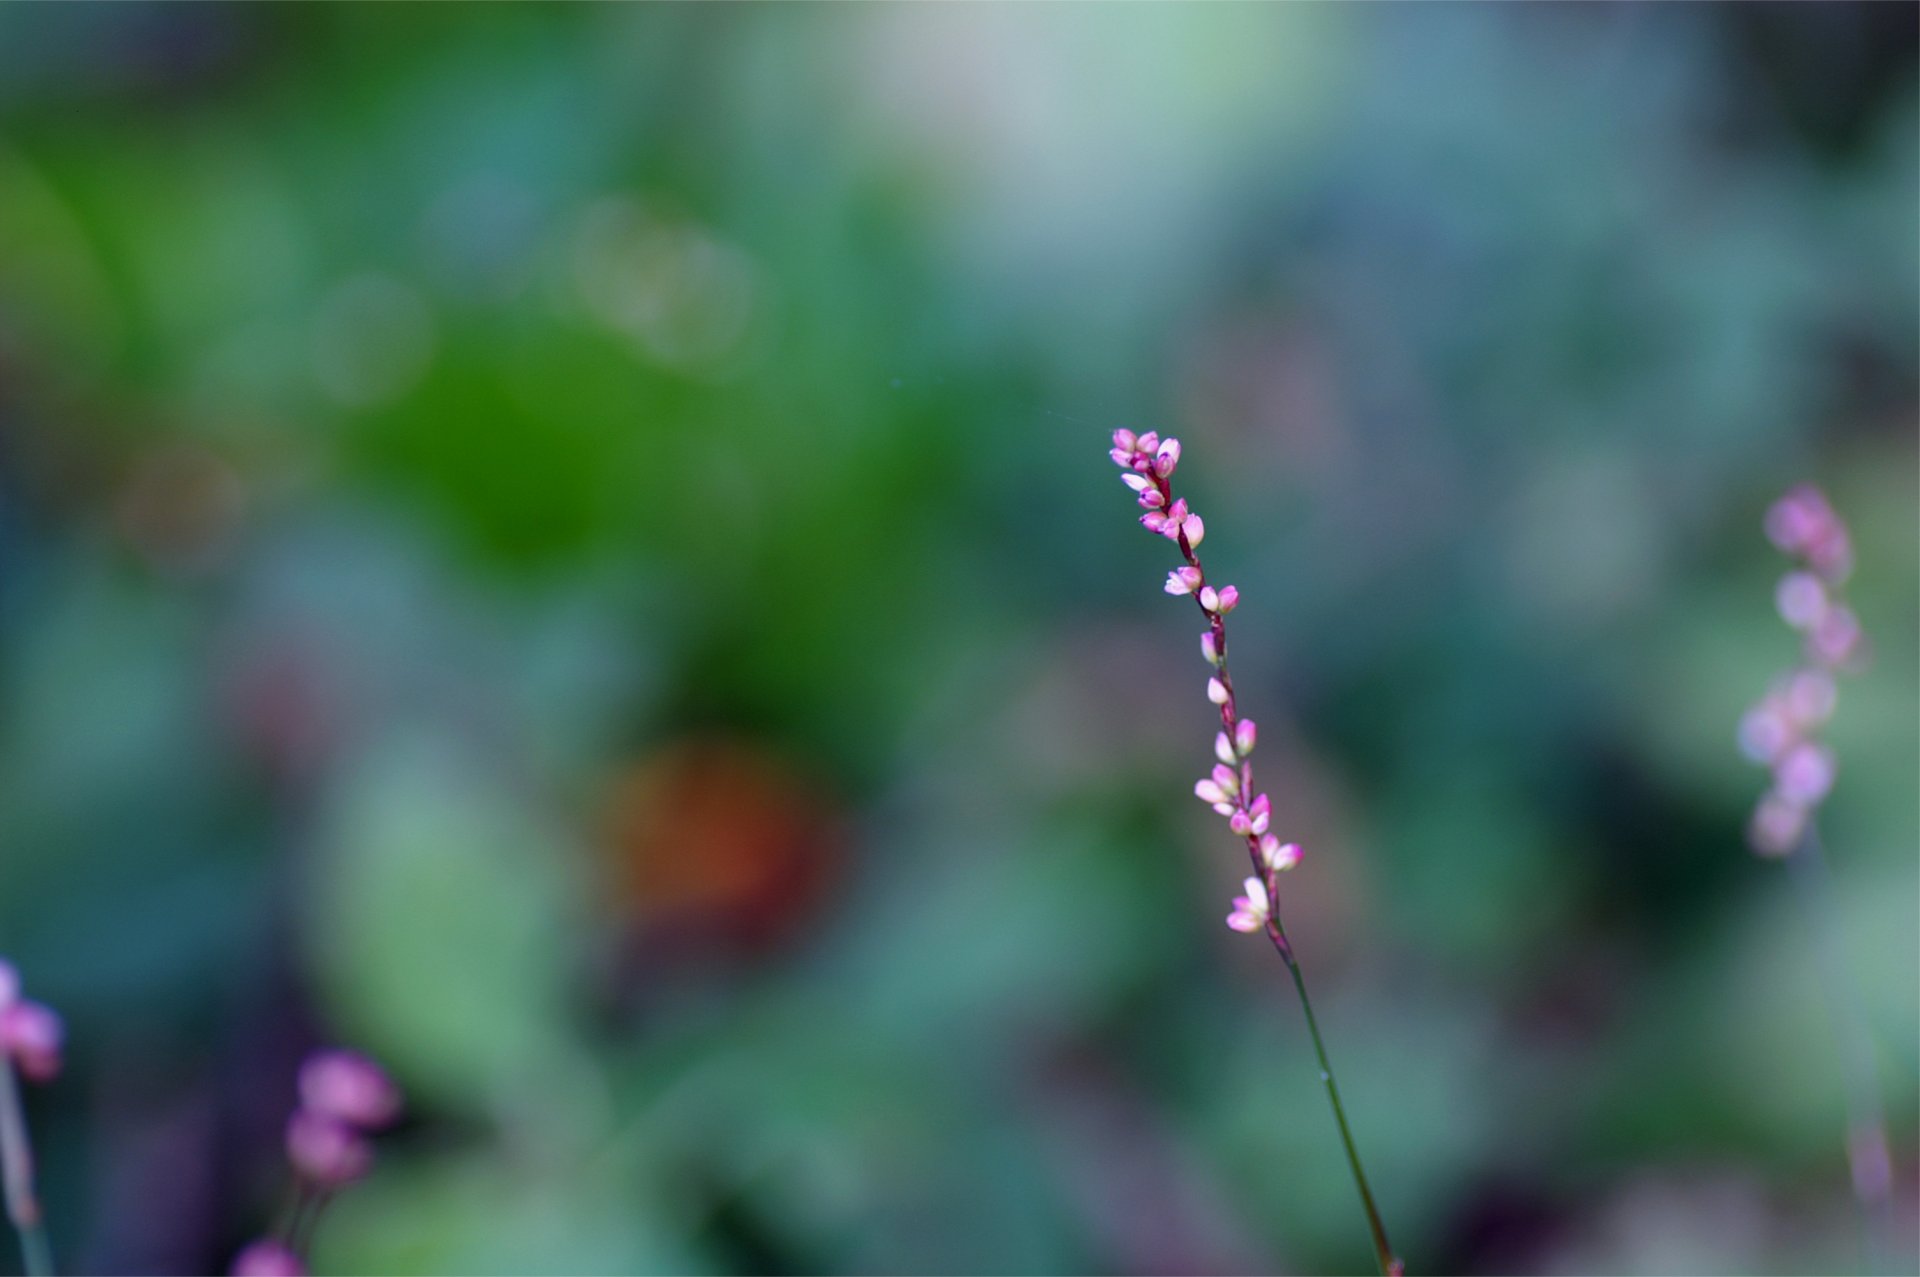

{"left": 1103, "top": 429, "right": 1403, "bottom": 1277}
{"left": 1226, "top": 877, "right": 1270, "bottom": 933}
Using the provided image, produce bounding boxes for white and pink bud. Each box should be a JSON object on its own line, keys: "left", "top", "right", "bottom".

{"left": 1112, "top": 429, "right": 1137, "bottom": 454}
{"left": 1206, "top": 677, "right": 1229, "bottom": 705}
{"left": 1166, "top": 566, "right": 1202, "bottom": 596}
{"left": 1260, "top": 836, "right": 1301, "bottom": 873}
{"left": 1211, "top": 763, "right": 1240, "bottom": 798}
{"left": 1121, "top": 472, "right": 1152, "bottom": 494}
{"left": 1136, "top": 431, "right": 1160, "bottom": 455}
{"left": 1214, "top": 585, "right": 1239, "bottom": 613}
{"left": 1180, "top": 514, "right": 1205, "bottom": 548}
{"left": 1139, "top": 488, "right": 1166, "bottom": 509}
{"left": 1200, "top": 632, "right": 1221, "bottom": 666}
{"left": 1215, "top": 732, "right": 1237, "bottom": 765}
{"left": 1198, "top": 586, "right": 1219, "bottom": 612}
{"left": 1229, "top": 810, "right": 1253, "bottom": 836}
{"left": 1153, "top": 438, "right": 1181, "bottom": 477}
{"left": 1249, "top": 793, "right": 1271, "bottom": 835}
{"left": 1226, "top": 877, "right": 1270, "bottom": 933}
{"left": 1234, "top": 719, "right": 1257, "bottom": 757}
{"left": 1195, "top": 778, "right": 1230, "bottom": 806}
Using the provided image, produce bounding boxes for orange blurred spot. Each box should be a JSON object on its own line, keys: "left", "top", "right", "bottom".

{"left": 602, "top": 738, "right": 843, "bottom": 954}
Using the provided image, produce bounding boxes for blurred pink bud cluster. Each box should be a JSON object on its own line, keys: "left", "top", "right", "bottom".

{"left": 0, "top": 960, "right": 63, "bottom": 1084}
{"left": 285, "top": 1049, "right": 400, "bottom": 1188}
{"left": 1741, "top": 486, "right": 1864, "bottom": 856}
{"left": 231, "top": 1049, "right": 401, "bottom": 1277}
{"left": 1110, "top": 430, "right": 1303, "bottom": 932}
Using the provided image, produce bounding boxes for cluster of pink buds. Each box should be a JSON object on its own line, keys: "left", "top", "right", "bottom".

{"left": 1740, "top": 485, "right": 1864, "bottom": 856}
{"left": 1110, "top": 430, "right": 1301, "bottom": 932}
{"left": 230, "top": 1050, "right": 401, "bottom": 1277}
{"left": 0, "top": 962, "right": 62, "bottom": 1085}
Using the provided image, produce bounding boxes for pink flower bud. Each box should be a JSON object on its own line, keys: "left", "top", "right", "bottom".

{"left": 1207, "top": 677, "right": 1229, "bottom": 705}
{"left": 1211, "top": 763, "right": 1239, "bottom": 797}
{"left": 1136, "top": 432, "right": 1160, "bottom": 454}
{"left": 1121, "top": 473, "right": 1151, "bottom": 493}
{"left": 1200, "top": 632, "right": 1221, "bottom": 666}
{"left": 1214, "top": 585, "right": 1239, "bottom": 613}
{"left": 1737, "top": 700, "right": 1791, "bottom": 765}
{"left": 286, "top": 1109, "right": 372, "bottom": 1188}
{"left": 1809, "top": 605, "right": 1862, "bottom": 668}
{"left": 1775, "top": 741, "right": 1836, "bottom": 807}
{"left": 1140, "top": 511, "right": 1170, "bottom": 535}
{"left": 1198, "top": 586, "right": 1219, "bottom": 612}
{"left": 0, "top": 961, "right": 17, "bottom": 1012}
{"left": 1112, "top": 429, "right": 1137, "bottom": 453}
{"left": 1109, "top": 447, "right": 1134, "bottom": 468}
{"left": 1229, "top": 810, "right": 1252, "bottom": 836}
{"left": 1138, "top": 488, "right": 1166, "bottom": 509}
{"left": 1225, "top": 877, "right": 1269, "bottom": 933}
{"left": 231, "top": 1241, "right": 308, "bottom": 1277}
{"left": 1165, "top": 567, "right": 1202, "bottom": 596}
{"left": 1153, "top": 438, "right": 1181, "bottom": 477}
{"left": 1215, "top": 732, "right": 1236, "bottom": 765}
{"left": 1195, "top": 779, "right": 1229, "bottom": 806}
{"left": 299, "top": 1050, "right": 401, "bottom": 1131}
{"left": 1234, "top": 719, "right": 1256, "bottom": 756}
{"left": 1, "top": 1001, "right": 64, "bottom": 1083}
{"left": 1749, "top": 790, "right": 1806, "bottom": 857}
{"left": 1181, "top": 514, "right": 1205, "bottom": 547}
{"left": 1775, "top": 571, "right": 1827, "bottom": 630}
{"left": 1165, "top": 498, "right": 1188, "bottom": 524}
{"left": 1262, "top": 838, "right": 1301, "bottom": 872}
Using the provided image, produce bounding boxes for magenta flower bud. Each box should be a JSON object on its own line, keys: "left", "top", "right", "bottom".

{"left": 1164, "top": 498, "right": 1188, "bottom": 524}
{"left": 1215, "top": 731, "right": 1236, "bottom": 765}
{"left": 1229, "top": 810, "right": 1252, "bottom": 836}
{"left": 1153, "top": 438, "right": 1181, "bottom": 477}
{"left": 1775, "top": 741, "right": 1836, "bottom": 807}
{"left": 1200, "top": 631, "right": 1221, "bottom": 666}
{"left": 231, "top": 1241, "right": 308, "bottom": 1277}
{"left": 1249, "top": 792, "right": 1271, "bottom": 835}
{"left": 1140, "top": 511, "right": 1170, "bottom": 535}
{"left": 1206, "top": 676, "right": 1229, "bottom": 705}
{"left": 1112, "top": 429, "right": 1137, "bottom": 453}
{"left": 1198, "top": 586, "right": 1220, "bottom": 612}
{"left": 1195, "top": 778, "right": 1229, "bottom": 806}
{"left": 1121, "top": 472, "right": 1152, "bottom": 493}
{"left": 1109, "top": 447, "right": 1133, "bottom": 468}
{"left": 1749, "top": 790, "right": 1807, "bottom": 857}
{"left": 1783, "top": 669, "right": 1837, "bottom": 727}
{"left": 1166, "top": 567, "right": 1201, "bottom": 596}
{"left": 1809, "top": 605, "right": 1862, "bottom": 668}
{"left": 1235, "top": 719, "right": 1257, "bottom": 756}
{"left": 1135, "top": 431, "right": 1159, "bottom": 454}
{"left": 299, "top": 1049, "right": 401, "bottom": 1131}
{"left": 1211, "top": 763, "right": 1240, "bottom": 797}
{"left": 1214, "top": 585, "right": 1239, "bottom": 613}
{"left": 1138, "top": 488, "right": 1166, "bottom": 509}
{"left": 0, "top": 960, "right": 17, "bottom": 1012}
{"left": 286, "top": 1109, "right": 372, "bottom": 1188}
{"left": 1737, "top": 700, "right": 1791, "bottom": 765}
{"left": 1775, "top": 571, "right": 1827, "bottom": 630}
{"left": 1, "top": 1000, "right": 64, "bottom": 1083}
{"left": 1181, "top": 514, "right": 1205, "bottom": 548}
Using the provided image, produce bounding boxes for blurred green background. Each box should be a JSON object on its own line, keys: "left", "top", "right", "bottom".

{"left": 0, "top": 4, "right": 1915, "bottom": 1274}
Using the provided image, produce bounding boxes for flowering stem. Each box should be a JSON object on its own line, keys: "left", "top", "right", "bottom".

{"left": 1787, "top": 821, "right": 1893, "bottom": 1274}
{"left": 1110, "top": 432, "right": 1404, "bottom": 1274}
{"left": 1263, "top": 914, "right": 1402, "bottom": 1276}
{"left": 0, "top": 1056, "right": 52, "bottom": 1277}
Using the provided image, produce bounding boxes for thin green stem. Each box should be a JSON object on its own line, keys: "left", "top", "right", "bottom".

{"left": 0, "top": 1057, "right": 52, "bottom": 1277}
{"left": 1786, "top": 821, "right": 1894, "bottom": 1275}
{"left": 1265, "top": 914, "right": 1402, "bottom": 1277}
